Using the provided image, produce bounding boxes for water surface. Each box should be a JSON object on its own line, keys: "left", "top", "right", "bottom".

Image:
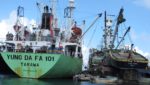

{"left": 0, "top": 75, "right": 149, "bottom": 85}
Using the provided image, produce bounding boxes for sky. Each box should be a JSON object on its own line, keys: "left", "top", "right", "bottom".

{"left": 0, "top": 0, "right": 150, "bottom": 67}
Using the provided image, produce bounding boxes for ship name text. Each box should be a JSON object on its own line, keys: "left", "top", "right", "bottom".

{"left": 7, "top": 54, "right": 55, "bottom": 61}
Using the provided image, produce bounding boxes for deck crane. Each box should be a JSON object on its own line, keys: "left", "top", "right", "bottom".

{"left": 110, "top": 8, "right": 126, "bottom": 49}
{"left": 80, "top": 13, "right": 102, "bottom": 40}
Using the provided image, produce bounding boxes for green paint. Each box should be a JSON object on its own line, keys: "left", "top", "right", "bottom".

{"left": 1, "top": 52, "right": 82, "bottom": 78}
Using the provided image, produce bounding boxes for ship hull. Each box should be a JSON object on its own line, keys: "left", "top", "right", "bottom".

{"left": 108, "top": 51, "right": 148, "bottom": 69}
{"left": 0, "top": 52, "right": 82, "bottom": 78}
{"left": 0, "top": 54, "right": 16, "bottom": 75}
{"left": 109, "top": 58, "right": 148, "bottom": 69}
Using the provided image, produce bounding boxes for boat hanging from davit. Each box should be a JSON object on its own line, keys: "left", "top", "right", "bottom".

{"left": 0, "top": 0, "right": 83, "bottom": 78}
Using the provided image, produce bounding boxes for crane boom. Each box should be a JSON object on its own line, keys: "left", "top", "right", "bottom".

{"left": 80, "top": 13, "right": 102, "bottom": 40}
{"left": 111, "top": 8, "right": 126, "bottom": 48}
{"left": 116, "top": 26, "right": 130, "bottom": 49}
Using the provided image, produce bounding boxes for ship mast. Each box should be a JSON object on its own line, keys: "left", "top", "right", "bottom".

{"left": 104, "top": 11, "right": 107, "bottom": 49}
{"left": 14, "top": 6, "right": 24, "bottom": 41}
{"left": 64, "top": 0, "right": 75, "bottom": 41}
{"left": 64, "top": 0, "right": 75, "bottom": 21}
{"left": 110, "top": 8, "right": 125, "bottom": 49}
{"left": 103, "top": 11, "right": 113, "bottom": 50}
{"left": 50, "top": 0, "right": 56, "bottom": 16}
{"left": 50, "top": 0, "right": 58, "bottom": 28}
{"left": 103, "top": 8, "right": 130, "bottom": 49}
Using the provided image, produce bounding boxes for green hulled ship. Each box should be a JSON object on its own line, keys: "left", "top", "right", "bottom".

{"left": 0, "top": 0, "right": 83, "bottom": 78}
{"left": 1, "top": 52, "right": 82, "bottom": 78}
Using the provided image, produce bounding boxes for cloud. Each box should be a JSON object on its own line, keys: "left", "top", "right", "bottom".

{"left": 130, "top": 29, "right": 137, "bottom": 41}
{"left": 134, "top": 46, "right": 150, "bottom": 66}
{"left": 133, "top": 0, "right": 150, "bottom": 9}
{"left": 140, "top": 32, "right": 150, "bottom": 42}
{"left": 0, "top": 11, "right": 16, "bottom": 40}
{"left": 0, "top": 10, "right": 36, "bottom": 41}
{"left": 126, "top": 29, "right": 150, "bottom": 42}
{"left": 82, "top": 45, "right": 89, "bottom": 70}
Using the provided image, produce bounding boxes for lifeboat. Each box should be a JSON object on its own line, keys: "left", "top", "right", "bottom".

{"left": 71, "top": 26, "right": 82, "bottom": 36}
{"left": 70, "top": 26, "right": 82, "bottom": 42}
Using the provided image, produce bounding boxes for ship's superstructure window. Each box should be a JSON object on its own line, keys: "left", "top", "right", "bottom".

{"left": 65, "top": 45, "right": 76, "bottom": 56}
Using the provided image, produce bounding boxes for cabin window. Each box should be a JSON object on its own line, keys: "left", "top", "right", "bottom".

{"left": 30, "top": 33, "right": 36, "bottom": 41}
{"left": 65, "top": 45, "right": 76, "bottom": 56}
{"left": 78, "top": 47, "right": 82, "bottom": 57}
{"left": 7, "top": 43, "right": 15, "bottom": 52}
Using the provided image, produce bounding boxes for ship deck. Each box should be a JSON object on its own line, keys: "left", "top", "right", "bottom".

{"left": 111, "top": 52, "right": 147, "bottom": 61}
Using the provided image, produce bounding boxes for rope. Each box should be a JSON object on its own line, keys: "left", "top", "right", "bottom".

{"left": 123, "top": 23, "right": 133, "bottom": 44}
{"left": 87, "top": 24, "right": 97, "bottom": 46}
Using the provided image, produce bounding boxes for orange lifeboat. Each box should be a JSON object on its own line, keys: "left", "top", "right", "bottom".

{"left": 69, "top": 26, "right": 82, "bottom": 42}
{"left": 71, "top": 26, "right": 82, "bottom": 36}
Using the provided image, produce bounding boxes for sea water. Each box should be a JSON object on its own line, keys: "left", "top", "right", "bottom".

{"left": 0, "top": 75, "right": 149, "bottom": 85}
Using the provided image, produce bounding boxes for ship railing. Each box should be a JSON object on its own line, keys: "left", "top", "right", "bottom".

{"left": 5, "top": 45, "right": 64, "bottom": 54}
{"left": 65, "top": 51, "right": 82, "bottom": 58}
{"left": 9, "top": 48, "right": 64, "bottom": 54}
{"left": 47, "top": 47, "right": 64, "bottom": 54}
